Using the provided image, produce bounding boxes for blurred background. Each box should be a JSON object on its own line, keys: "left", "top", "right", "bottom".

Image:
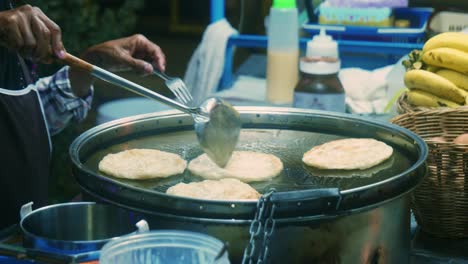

{"left": 23, "top": 0, "right": 466, "bottom": 202}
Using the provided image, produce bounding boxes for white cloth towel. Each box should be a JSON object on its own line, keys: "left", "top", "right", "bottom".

{"left": 184, "top": 19, "right": 238, "bottom": 105}
{"left": 216, "top": 76, "right": 266, "bottom": 101}
{"left": 216, "top": 67, "right": 398, "bottom": 113}
{"left": 339, "top": 66, "right": 393, "bottom": 114}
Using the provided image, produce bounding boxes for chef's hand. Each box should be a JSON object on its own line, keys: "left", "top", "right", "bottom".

{"left": 68, "top": 34, "right": 166, "bottom": 97}
{"left": 79, "top": 34, "right": 166, "bottom": 74}
{"left": 0, "top": 5, "right": 64, "bottom": 63}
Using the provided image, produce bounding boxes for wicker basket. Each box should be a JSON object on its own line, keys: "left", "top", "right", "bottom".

{"left": 396, "top": 91, "right": 431, "bottom": 114}
{"left": 391, "top": 107, "right": 468, "bottom": 238}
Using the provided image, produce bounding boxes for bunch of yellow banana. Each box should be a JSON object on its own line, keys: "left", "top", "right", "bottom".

{"left": 402, "top": 32, "right": 468, "bottom": 108}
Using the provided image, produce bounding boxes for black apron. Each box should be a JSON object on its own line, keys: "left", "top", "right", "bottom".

{"left": 0, "top": 83, "right": 51, "bottom": 230}
{"left": 0, "top": 0, "right": 51, "bottom": 231}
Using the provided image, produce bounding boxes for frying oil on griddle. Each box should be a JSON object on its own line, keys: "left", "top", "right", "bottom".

{"left": 84, "top": 129, "right": 413, "bottom": 194}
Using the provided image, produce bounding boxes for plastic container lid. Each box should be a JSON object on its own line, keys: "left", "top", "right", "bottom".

{"left": 301, "top": 28, "right": 341, "bottom": 74}
{"left": 99, "top": 230, "right": 230, "bottom": 264}
{"left": 273, "top": 0, "right": 296, "bottom": 9}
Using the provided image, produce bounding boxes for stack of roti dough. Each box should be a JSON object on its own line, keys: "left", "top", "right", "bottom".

{"left": 302, "top": 138, "right": 393, "bottom": 171}
{"left": 98, "top": 138, "right": 391, "bottom": 201}
{"left": 170, "top": 151, "right": 283, "bottom": 200}
{"left": 98, "top": 149, "right": 283, "bottom": 201}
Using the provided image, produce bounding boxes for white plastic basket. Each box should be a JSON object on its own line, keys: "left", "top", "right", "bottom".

{"left": 429, "top": 11, "right": 468, "bottom": 33}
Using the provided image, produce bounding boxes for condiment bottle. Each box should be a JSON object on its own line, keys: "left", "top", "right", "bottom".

{"left": 293, "top": 29, "right": 345, "bottom": 112}
{"left": 266, "top": 0, "right": 299, "bottom": 105}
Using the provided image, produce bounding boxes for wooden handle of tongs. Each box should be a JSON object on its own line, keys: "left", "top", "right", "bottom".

{"left": 60, "top": 52, "right": 94, "bottom": 73}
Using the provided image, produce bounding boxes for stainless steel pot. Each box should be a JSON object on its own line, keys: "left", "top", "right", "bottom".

{"left": 20, "top": 202, "right": 146, "bottom": 254}
{"left": 70, "top": 107, "right": 427, "bottom": 263}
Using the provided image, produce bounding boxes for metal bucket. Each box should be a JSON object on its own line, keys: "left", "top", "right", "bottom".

{"left": 80, "top": 190, "right": 410, "bottom": 263}
{"left": 20, "top": 202, "right": 146, "bottom": 254}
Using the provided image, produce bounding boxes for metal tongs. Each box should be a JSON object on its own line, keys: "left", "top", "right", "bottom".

{"left": 61, "top": 53, "right": 241, "bottom": 167}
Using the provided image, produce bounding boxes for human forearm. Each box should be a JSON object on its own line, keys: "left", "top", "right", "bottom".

{"left": 65, "top": 34, "right": 166, "bottom": 97}
{"left": 36, "top": 66, "right": 93, "bottom": 135}
{"left": 68, "top": 66, "right": 95, "bottom": 98}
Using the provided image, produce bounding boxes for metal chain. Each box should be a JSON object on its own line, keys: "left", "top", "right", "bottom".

{"left": 257, "top": 202, "right": 276, "bottom": 264}
{"left": 242, "top": 190, "right": 276, "bottom": 264}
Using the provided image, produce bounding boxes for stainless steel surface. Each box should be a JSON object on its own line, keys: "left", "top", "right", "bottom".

{"left": 20, "top": 202, "right": 143, "bottom": 254}
{"left": 0, "top": 243, "right": 73, "bottom": 264}
{"left": 70, "top": 107, "right": 427, "bottom": 263}
{"left": 92, "top": 66, "right": 241, "bottom": 166}
{"left": 411, "top": 229, "right": 468, "bottom": 262}
{"left": 153, "top": 69, "right": 193, "bottom": 105}
{"left": 0, "top": 243, "right": 101, "bottom": 263}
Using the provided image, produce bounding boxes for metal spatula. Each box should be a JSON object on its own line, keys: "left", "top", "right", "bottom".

{"left": 61, "top": 53, "right": 240, "bottom": 167}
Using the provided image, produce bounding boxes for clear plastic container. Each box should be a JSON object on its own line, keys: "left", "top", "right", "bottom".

{"left": 266, "top": 0, "right": 299, "bottom": 105}
{"left": 99, "top": 230, "right": 230, "bottom": 264}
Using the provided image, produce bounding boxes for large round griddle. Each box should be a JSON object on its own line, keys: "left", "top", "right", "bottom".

{"left": 70, "top": 107, "right": 427, "bottom": 221}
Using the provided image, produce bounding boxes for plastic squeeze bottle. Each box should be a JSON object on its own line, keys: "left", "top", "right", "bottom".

{"left": 266, "top": 0, "right": 299, "bottom": 105}
{"left": 293, "top": 29, "right": 345, "bottom": 112}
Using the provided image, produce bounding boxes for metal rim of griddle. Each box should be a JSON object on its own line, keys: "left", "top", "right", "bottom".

{"left": 70, "top": 107, "right": 427, "bottom": 221}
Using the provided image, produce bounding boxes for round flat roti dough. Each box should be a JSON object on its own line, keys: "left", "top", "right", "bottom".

{"left": 303, "top": 138, "right": 393, "bottom": 170}
{"left": 99, "top": 149, "right": 187, "bottom": 179}
{"left": 188, "top": 151, "right": 283, "bottom": 182}
{"left": 306, "top": 156, "right": 394, "bottom": 178}
{"left": 166, "top": 178, "right": 260, "bottom": 200}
